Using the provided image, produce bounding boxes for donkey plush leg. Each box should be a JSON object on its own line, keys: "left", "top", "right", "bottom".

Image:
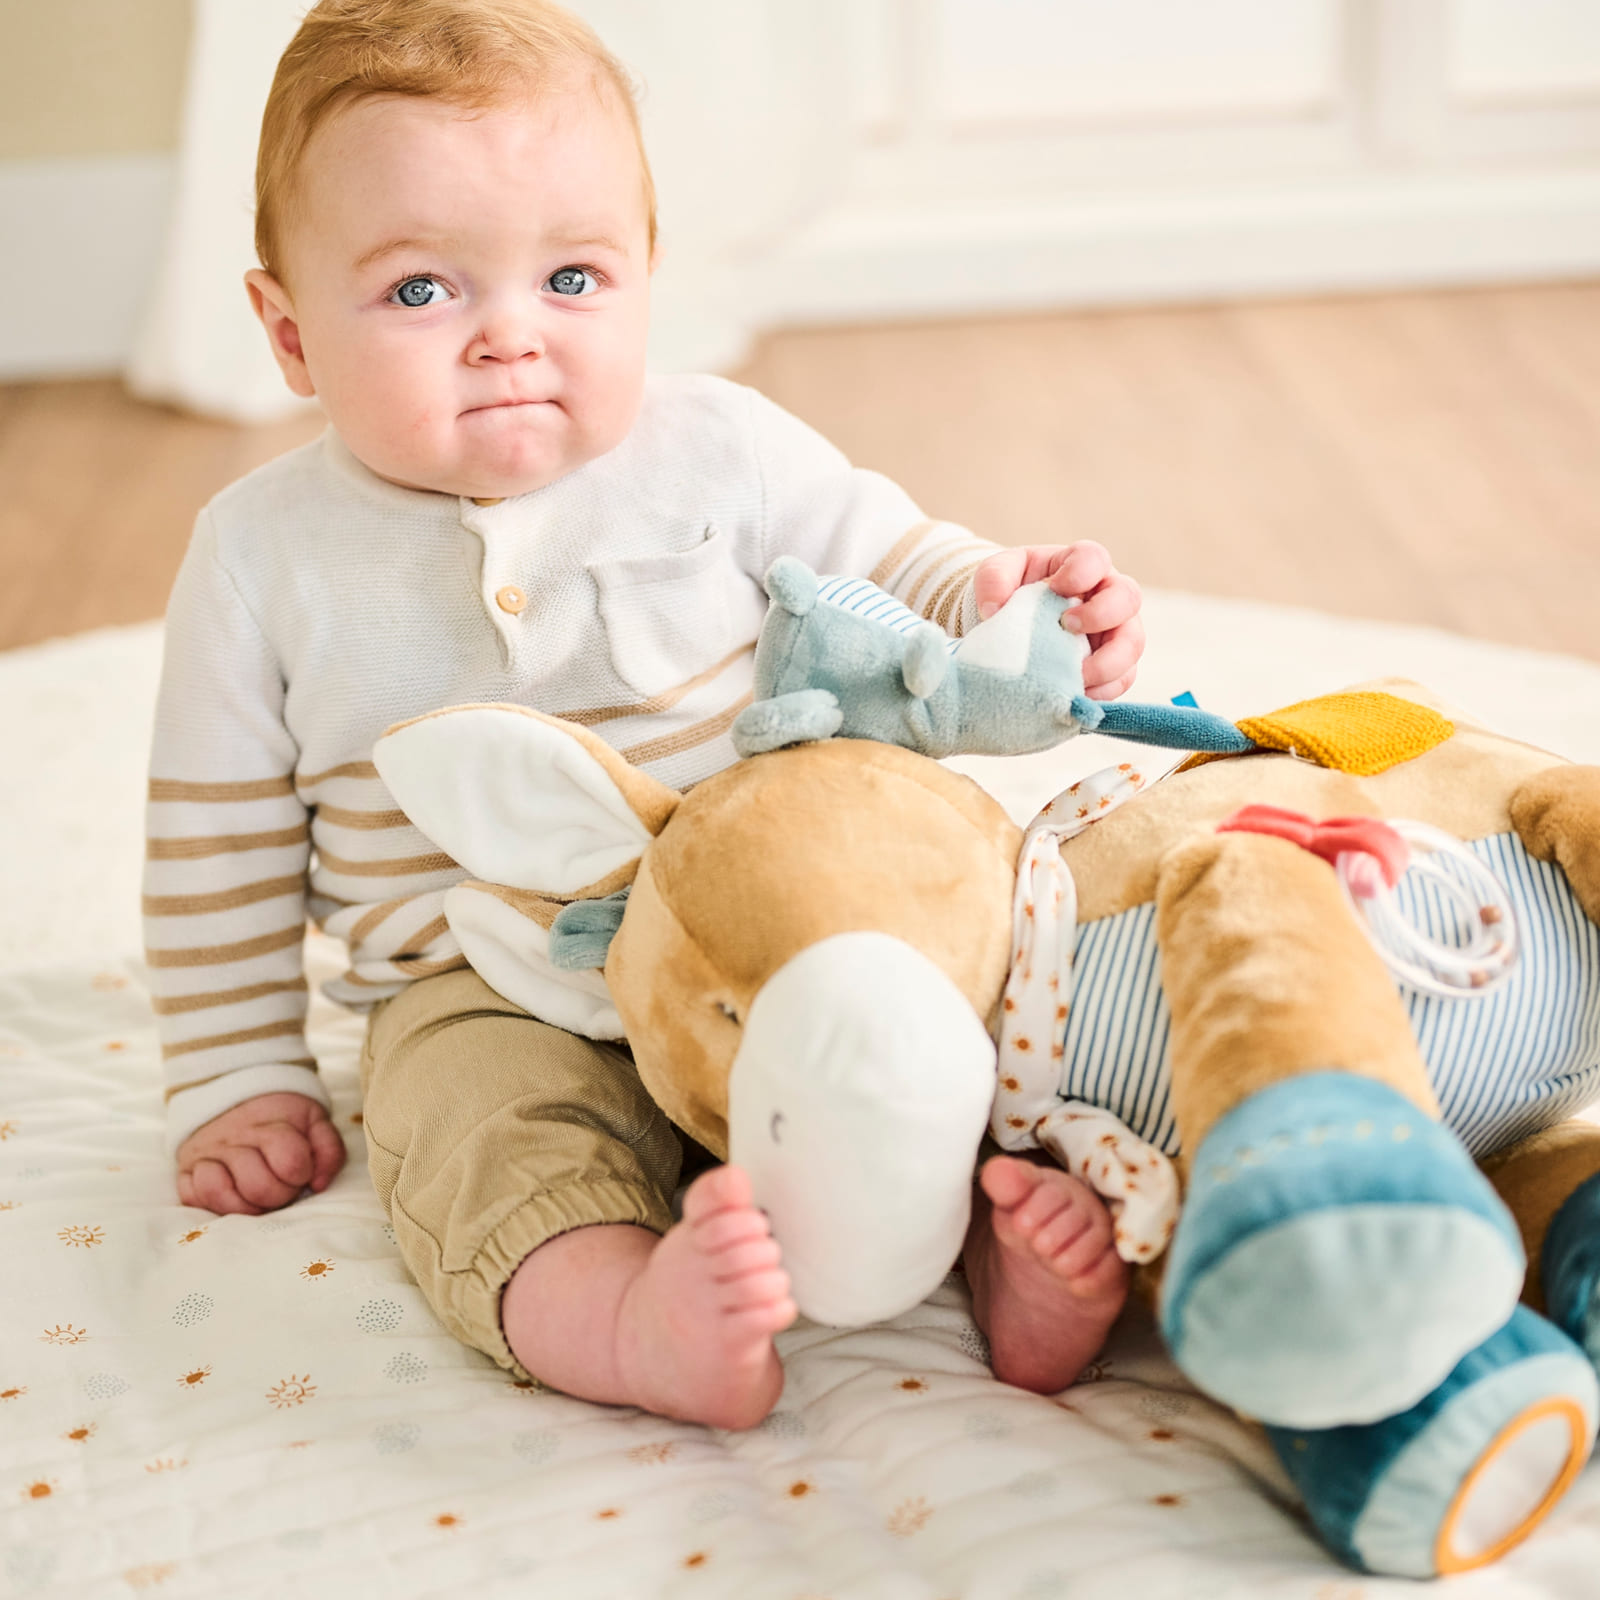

{"left": 1155, "top": 830, "right": 1524, "bottom": 1428}
{"left": 1268, "top": 1304, "right": 1598, "bottom": 1578}
{"left": 1483, "top": 1119, "right": 1600, "bottom": 1368}
{"left": 1510, "top": 765, "right": 1600, "bottom": 926}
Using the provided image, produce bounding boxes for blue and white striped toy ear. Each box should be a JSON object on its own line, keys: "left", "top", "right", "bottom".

{"left": 548, "top": 890, "right": 630, "bottom": 971}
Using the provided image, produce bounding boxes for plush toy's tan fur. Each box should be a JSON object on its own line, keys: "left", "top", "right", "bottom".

{"left": 1156, "top": 830, "right": 1441, "bottom": 1160}
{"left": 606, "top": 739, "right": 1021, "bottom": 1153}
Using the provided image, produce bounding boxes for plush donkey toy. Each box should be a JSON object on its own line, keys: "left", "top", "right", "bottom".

{"left": 374, "top": 578, "right": 1600, "bottom": 1580}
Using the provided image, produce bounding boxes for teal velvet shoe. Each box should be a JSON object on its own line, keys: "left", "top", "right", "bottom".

{"left": 1267, "top": 1305, "right": 1598, "bottom": 1578}
{"left": 1162, "top": 1072, "right": 1525, "bottom": 1427}
{"left": 1543, "top": 1169, "right": 1600, "bottom": 1368}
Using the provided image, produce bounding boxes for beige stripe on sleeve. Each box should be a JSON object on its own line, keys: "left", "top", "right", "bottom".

{"left": 147, "top": 823, "right": 310, "bottom": 861}
{"left": 930, "top": 561, "right": 985, "bottom": 628}
{"left": 297, "top": 760, "right": 380, "bottom": 789}
{"left": 903, "top": 538, "right": 990, "bottom": 612}
{"left": 314, "top": 849, "right": 456, "bottom": 877}
{"left": 145, "top": 924, "right": 305, "bottom": 968}
{"left": 315, "top": 805, "right": 413, "bottom": 830}
{"left": 868, "top": 521, "right": 937, "bottom": 589}
{"left": 149, "top": 776, "right": 296, "bottom": 803}
{"left": 143, "top": 874, "right": 305, "bottom": 917}
{"left": 160, "top": 1017, "right": 308, "bottom": 1062}
{"left": 151, "top": 978, "right": 309, "bottom": 1016}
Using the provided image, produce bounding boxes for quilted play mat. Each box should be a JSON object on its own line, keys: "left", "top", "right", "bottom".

{"left": 3, "top": 593, "right": 1600, "bottom": 1598}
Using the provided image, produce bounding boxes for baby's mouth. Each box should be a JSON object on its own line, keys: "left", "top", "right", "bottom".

{"left": 461, "top": 398, "right": 556, "bottom": 417}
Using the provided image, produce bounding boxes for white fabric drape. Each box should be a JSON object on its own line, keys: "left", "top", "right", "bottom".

{"left": 128, "top": 0, "right": 852, "bottom": 423}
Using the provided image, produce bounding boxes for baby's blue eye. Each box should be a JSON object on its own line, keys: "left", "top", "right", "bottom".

{"left": 389, "top": 276, "right": 450, "bottom": 308}
{"left": 546, "top": 267, "right": 599, "bottom": 297}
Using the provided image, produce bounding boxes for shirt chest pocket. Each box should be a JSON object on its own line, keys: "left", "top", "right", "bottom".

{"left": 589, "top": 527, "right": 765, "bottom": 699}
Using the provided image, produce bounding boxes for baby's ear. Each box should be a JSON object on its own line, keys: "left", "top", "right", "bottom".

{"left": 374, "top": 704, "right": 681, "bottom": 896}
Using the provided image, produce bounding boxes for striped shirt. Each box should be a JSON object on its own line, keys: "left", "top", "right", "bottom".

{"left": 145, "top": 374, "right": 997, "bottom": 1148}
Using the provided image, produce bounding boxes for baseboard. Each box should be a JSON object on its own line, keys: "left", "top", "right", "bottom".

{"left": 0, "top": 154, "right": 176, "bottom": 382}
{"left": 759, "top": 167, "right": 1600, "bottom": 327}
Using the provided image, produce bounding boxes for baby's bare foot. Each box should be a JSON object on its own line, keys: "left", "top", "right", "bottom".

{"left": 613, "top": 1165, "right": 795, "bottom": 1429}
{"left": 965, "top": 1155, "right": 1130, "bottom": 1394}
{"left": 502, "top": 1166, "right": 794, "bottom": 1430}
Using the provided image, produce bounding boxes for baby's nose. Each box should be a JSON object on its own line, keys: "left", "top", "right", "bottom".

{"left": 467, "top": 307, "right": 544, "bottom": 363}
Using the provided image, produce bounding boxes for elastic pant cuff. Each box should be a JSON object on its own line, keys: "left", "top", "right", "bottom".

{"left": 434, "top": 1177, "right": 677, "bottom": 1380}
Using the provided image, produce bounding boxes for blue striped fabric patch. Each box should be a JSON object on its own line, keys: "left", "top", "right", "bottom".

{"left": 815, "top": 576, "right": 961, "bottom": 654}
{"left": 1060, "top": 832, "right": 1600, "bottom": 1157}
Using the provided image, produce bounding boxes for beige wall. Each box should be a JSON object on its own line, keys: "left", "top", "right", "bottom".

{"left": 0, "top": 0, "right": 191, "bottom": 161}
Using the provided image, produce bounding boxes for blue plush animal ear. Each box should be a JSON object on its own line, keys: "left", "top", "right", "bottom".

{"left": 549, "top": 889, "right": 630, "bottom": 971}
{"left": 764, "top": 556, "right": 818, "bottom": 616}
{"left": 902, "top": 625, "right": 950, "bottom": 700}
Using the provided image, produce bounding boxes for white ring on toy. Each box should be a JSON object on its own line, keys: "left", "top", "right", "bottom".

{"left": 1335, "top": 820, "right": 1520, "bottom": 1000}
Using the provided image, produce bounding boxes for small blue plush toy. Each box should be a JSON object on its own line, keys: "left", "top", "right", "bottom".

{"left": 731, "top": 557, "right": 1252, "bottom": 762}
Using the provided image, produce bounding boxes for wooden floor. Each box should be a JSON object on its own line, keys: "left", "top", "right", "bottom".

{"left": 4, "top": 281, "right": 1599, "bottom": 659}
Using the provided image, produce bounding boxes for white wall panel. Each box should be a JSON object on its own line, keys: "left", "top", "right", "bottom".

{"left": 1451, "top": 0, "right": 1600, "bottom": 104}
{"left": 937, "top": 0, "right": 1341, "bottom": 126}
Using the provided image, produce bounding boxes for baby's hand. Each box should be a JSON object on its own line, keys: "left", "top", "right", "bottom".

{"left": 175, "top": 1092, "right": 346, "bottom": 1216}
{"left": 972, "top": 541, "right": 1145, "bottom": 701}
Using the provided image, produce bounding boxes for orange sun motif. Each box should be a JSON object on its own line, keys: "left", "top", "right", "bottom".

{"left": 0, "top": 1200, "right": 18, "bottom": 1211}
{"left": 433, "top": 1512, "right": 463, "bottom": 1530}
{"left": 21, "top": 1478, "right": 57, "bottom": 1502}
{"left": 57, "top": 1224, "right": 104, "bottom": 1248}
{"left": 177, "top": 1365, "right": 212, "bottom": 1390}
{"left": 40, "top": 1323, "right": 88, "bottom": 1346}
{"left": 122, "top": 1563, "right": 178, "bottom": 1590}
{"left": 145, "top": 1458, "right": 188, "bottom": 1474}
{"left": 887, "top": 1496, "right": 933, "bottom": 1537}
{"left": 1, "top": 1386, "right": 25, "bottom": 1401}
{"left": 63, "top": 1424, "right": 96, "bottom": 1443}
{"left": 0, "top": 1120, "right": 17, "bottom": 1140}
{"left": 177, "top": 1227, "right": 208, "bottom": 1245}
{"left": 104, "top": 1040, "right": 128, "bottom": 1053}
{"left": 682, "top": 1551, "right": 709, "bottom": 1569}
{"left": 266, "top": 1374, "right": 316, "bottom": 1409}
{"left": 91, "top": 973, "right": 128, "bottom": 991}
{"left": 897, "top": 1377, "right": 929, "bottom": 1393}
{"left": 299, "top": 1259, "right": 334, "bottom": 1281}
{"left": 627, "top": 1441, "right": 676, "bottom": 1465}
{"left": 787, "top": 1479, "right": 816, "bottom": 1499}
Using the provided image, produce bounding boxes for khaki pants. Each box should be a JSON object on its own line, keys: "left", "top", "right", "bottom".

{"left": 360, "top": 967, "right": 682, "bottom": 1376}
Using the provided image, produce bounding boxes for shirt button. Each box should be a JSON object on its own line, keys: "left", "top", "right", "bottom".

{"left": 495, "top": 585, "right": 527, "bottom": 616}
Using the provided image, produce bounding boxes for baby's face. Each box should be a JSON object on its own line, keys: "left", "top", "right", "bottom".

{"left": 255, "top": 88, "right": 653, "bottom": 498}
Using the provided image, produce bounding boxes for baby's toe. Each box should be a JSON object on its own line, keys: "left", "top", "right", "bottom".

{"left": 721, "top": 1267, "right": 792, "bottom": 1312}
{"left": 682, "top": 1163, "right": 754, "bottom": 1222}
{"left": 980, "top": 1155, "right": 1045, "bottom": 1210}
{"left": 712, "top": 1235, "right": 783, "bottom": 1281}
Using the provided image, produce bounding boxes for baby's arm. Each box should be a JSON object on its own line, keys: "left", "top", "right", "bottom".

{"left": 741, "top": 387, "right": 1144, "bottom": 695}
{"left": 176, "top": 1092, "right": 345, "bottom": 1215}
{"left": 145, "top": 513, "right": 333, "bottom": 1178}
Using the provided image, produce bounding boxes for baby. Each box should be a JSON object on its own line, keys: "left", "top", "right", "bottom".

{"left": 144, "top": 0, "right": 1144, "bottom": 1428}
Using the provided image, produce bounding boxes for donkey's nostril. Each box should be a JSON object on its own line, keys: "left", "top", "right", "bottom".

{"left": 717, "top": 1000, "right": 741, "bottom": 1023}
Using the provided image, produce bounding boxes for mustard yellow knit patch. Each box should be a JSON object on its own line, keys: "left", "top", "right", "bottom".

{"left": 1234, "top": 691, "right": 1454, "bottom": 776}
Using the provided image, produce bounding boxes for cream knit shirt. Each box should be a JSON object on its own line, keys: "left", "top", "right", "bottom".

{"left": 145, "top": 375, "right": 998, "bottom": 1148}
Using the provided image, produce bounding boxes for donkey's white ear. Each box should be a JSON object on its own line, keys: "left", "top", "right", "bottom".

{"left": 374, "top": 704, "right": 681, "bottom": 895}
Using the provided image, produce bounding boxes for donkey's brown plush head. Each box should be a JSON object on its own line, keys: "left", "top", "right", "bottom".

{"left": 375, "top": 704, "right": 1022, "bottom": 1323}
